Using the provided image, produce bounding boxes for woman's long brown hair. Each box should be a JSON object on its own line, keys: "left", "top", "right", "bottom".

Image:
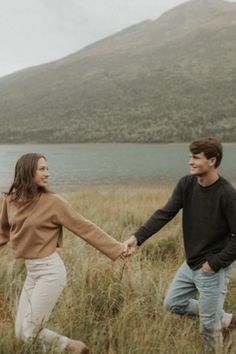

{"left": 7, "top": 153, "right": 49, "bottom": 201}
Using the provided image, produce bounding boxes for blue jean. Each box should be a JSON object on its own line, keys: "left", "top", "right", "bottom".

{"left": 164, "top": 261, "right": 231, "bottom": 353}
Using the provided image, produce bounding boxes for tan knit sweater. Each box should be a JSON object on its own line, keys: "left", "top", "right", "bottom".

{"left": 0, "top": 193, "right": 124, "bottom": 260}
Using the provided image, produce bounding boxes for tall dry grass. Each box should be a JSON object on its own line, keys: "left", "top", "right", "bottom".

{"left": 0, "top": 185, "right": 236, "bottom": 354}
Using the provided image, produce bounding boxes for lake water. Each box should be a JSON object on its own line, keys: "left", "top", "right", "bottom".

{"left": 0, "top": 143, "right": 235, "bottom": 191}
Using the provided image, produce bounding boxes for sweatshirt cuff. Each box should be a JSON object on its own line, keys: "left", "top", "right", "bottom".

{"left": 133, "top": 232, "right": 144, "bottom": 246}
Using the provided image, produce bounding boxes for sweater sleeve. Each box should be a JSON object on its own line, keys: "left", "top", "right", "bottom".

{"left": 207, "top": 198, "right": 236, "bottom": 272}
{"left": 134, "top": 179, "right": 184, "bottom": 245}
{"left": 52, "top": 195, "right": 124, "bottom": 261}
{"left": 0, "top": 197, "right": 10, "bottom": 247}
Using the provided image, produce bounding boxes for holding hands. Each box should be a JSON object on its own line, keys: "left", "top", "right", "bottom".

{"left": 121, "top": 235, "right": 138, "bottom": 259}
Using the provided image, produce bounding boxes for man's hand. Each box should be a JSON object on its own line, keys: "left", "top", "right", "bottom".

{"left": 202, "top": 261, "right": 215, "bottom": 273}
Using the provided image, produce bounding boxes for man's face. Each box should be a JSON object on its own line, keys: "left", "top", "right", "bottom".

{"left": 188, "top": 152, "right": 216, "bottom": 177}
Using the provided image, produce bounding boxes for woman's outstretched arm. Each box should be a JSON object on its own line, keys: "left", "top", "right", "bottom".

{"left": 52, "top": 194, "right": 126, "bottom": 261}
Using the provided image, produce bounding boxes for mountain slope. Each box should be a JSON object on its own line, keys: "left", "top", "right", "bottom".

{"left": 0, "top": 0, "right": 235, "bottom": 143}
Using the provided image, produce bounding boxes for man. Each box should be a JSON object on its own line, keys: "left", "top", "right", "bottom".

{"left": 125, "top": 137, "right": 236, "bottom": 353}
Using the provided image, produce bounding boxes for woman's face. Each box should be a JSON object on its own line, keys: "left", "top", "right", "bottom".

{"left": 34, "top": 157, "right": 49, "bottom": 187}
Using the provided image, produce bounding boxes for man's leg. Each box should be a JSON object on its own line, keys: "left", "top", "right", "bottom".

{"left": 164, "top": 261, "right": 198, "bottom": 316}
{"left": 194, "top": 266, "right": 231, "bottom": 353}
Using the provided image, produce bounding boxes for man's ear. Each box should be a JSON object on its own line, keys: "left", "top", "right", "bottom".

{"left": 209, "top": 157, "right": 217, "bottom": 167}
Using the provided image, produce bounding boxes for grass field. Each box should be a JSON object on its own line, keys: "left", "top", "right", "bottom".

{"left": 1, "top": 185, "right": 236, "bottom": 354}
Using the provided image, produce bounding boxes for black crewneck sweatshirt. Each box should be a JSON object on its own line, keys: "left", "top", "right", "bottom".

{"left": 134, "top": 175, "right": 236, "bottom": 272}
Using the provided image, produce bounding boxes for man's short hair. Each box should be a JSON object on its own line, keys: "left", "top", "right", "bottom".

{"left": 189, "top": 137, "right": 223, "bottom": 168}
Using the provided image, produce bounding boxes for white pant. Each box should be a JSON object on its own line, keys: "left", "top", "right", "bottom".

{"left": 15, "top": 251, "right": 69, "bottom": 351}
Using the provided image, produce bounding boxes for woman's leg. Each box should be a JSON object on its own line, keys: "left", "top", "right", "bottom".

{"left": 16, "top": 252, "right": 69, "bottom": 351}
{"left": 15, "top": 270, "right": 35, "bottom": 339}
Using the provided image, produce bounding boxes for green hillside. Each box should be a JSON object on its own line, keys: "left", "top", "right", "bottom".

{"left": 0, "top": 0, "right": 235, "bottom": 143}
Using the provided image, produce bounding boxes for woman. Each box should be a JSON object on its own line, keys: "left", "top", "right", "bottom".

{"left": 0, "top": 153, "right": 127, "bottom": 354}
